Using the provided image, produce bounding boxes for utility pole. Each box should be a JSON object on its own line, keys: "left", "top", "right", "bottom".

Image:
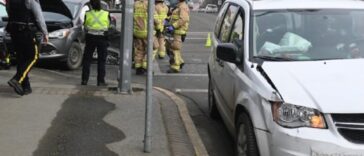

{"left": 118, "top": 0, "right": 134, "bottom": 94}
{"left": 144, "top": 0, "right": 155, "bottom": 153}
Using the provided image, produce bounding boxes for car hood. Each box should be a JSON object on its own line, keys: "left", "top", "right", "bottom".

{"left": 39, "top": 0, "right": 73, "bottom": 19}
{"left": 262, "top": 59, "right": 364, "bottom": 113}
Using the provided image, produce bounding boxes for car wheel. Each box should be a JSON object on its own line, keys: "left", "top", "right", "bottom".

{"left": 235, "top": 112, "right": 260, "bottom": 156}
{"left": 65, "top": 42, "right": 83, "bottom": 70}
{"left": 208, "top": 78, "right": 220, "bottom": 119}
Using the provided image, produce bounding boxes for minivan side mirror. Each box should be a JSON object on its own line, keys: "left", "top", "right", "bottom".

{"left": 216, "top": 43, "right": 242, "bottom": 64}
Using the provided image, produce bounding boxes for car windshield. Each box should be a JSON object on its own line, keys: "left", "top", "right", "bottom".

{"left": 43, "top": 1, "right": 79, "bottom": 22}
{"left": 208, "top": 5, "right": 217, "bottom": 8}
{"left": 253, "top": 9, "right": 364, "bottom": 61}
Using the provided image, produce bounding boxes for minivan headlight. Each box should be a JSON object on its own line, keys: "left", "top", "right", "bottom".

{"left": 49, "top": 29, "right": 70, "bottom": 39}
{"left": 272, "top": 102, "right": 327, "bottom": 129}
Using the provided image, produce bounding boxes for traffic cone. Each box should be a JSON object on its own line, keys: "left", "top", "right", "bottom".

{"left": 205, "top": 32, "right": 211, "bottom": 48}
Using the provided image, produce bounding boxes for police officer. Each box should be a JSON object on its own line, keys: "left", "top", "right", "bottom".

{"left": 166, "top": 0, "right": 190, "bottom": 73}
{"left": 81, "top": 0, "right": 111, "bottom": 86}
{"left": 154, "top": 0, "right": 168, "bottom": 59}
{"left": 133, "top": 0, "right": 159, "bottom": 75}
{"left": 6, "top": 0, "right": 48, "bottom": 96}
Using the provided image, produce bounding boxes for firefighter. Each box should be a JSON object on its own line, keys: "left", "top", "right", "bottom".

{"left": 6, "top": 0, "right": 48, "bottom": 96}
{"left": 154, "top": 0, "right": 168, "bottom": 59}
{"left": 81, "top": 0, "right": 111, "bottom": 86}
{"left": 166, "top": 0, "right": 190, "bottom": 73}
{"left": 133, "top": 0, "right": 159, "bottom": 75}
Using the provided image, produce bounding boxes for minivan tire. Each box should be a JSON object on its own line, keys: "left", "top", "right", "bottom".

{"left": 65, "top": 42, "right": 83, "bottom": 70}
{"left": 235, "top": 112, "right": 260, "bottom": 156}
{"left": 208, "top": 78, "right": 220, "bottom": 119}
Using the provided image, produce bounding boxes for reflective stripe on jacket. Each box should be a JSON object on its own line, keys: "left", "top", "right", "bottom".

{"left": 171, "top": 2, "right": 190, "bottom": 35}
{"left": 154, "top": 3, "right": 168, "bottom": 32}
{"left": 85, "top": 9, "right": 110, "bottom": 32}
{"left": 133, "top": 0, "right": 148, "bottom": 38}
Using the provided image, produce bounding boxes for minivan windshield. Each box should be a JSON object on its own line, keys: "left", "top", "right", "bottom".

{"left": 253, "top": 9, "right": 364, "bottom": 61}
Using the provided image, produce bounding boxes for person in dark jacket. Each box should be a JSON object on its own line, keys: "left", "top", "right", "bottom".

{"left": 6, "top": 0, "right": 48, "bottom": 96}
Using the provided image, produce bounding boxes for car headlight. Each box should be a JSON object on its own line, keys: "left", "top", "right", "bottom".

{"left": 272, "top": 102, "right": 327, "bottom": 129}
{"left": 49, "top": 29, "right": 70, "bottom": 39}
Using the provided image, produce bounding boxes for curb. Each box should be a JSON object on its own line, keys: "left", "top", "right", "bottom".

{"left": 154, "top": 87, "right": 209, "bottom": 156}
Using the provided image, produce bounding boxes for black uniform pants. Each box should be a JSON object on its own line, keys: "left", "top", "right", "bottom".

{"left": 10, "top": 27, "right": 39, "bottom": 88}
{"left": 82, "top": 34, "right": 108, "bottom": 83}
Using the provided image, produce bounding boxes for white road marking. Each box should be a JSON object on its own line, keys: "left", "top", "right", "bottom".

{"left": 186, "top": 38, "right": 206, "bottom": 40}
{"left": 154, "top": 73, "right": 208, "bottom": 77}
{"left": 188, "top": 32, "right": 211, "bottom": 34}
{"left": 175, "top": 88, "right": 208, "bottom": 93}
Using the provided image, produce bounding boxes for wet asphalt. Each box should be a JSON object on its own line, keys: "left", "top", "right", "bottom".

{"left": 33, "top": 93, "right": 125, "bottom": 156}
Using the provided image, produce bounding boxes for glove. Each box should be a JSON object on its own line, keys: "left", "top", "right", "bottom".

{"left": 163, "top": 19, "right": 169, "bottom": 26}
{"left": 167, "top": 25, "right": 174, "bottom": 32}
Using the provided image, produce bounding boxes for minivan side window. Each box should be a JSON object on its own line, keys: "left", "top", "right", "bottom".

{"left": 230, "top": 11, "right": 244, "bottom": 42}
{"left": 214, "top": 3, "right": 228, "bottom": 37}
{"left": 219, "top": 5, "right": 239, "bottom": 43}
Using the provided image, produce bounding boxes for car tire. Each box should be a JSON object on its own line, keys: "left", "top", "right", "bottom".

{"left": 65, "top": 42, "right": 83, "bottom": 70}
{"left": 235, "top": 112, "right": 260, "bottom": 156}
{"left": 208, "top": 78, "right": 220, "bottom": 119}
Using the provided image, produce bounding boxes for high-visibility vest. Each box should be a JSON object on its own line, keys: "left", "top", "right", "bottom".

{"left": 154, "top": 3, "right": 168, "bottom": 32}
{"left": 133, "top": 0, "right": 148, "bottom": 38}
{"left": 171, "top": 2, "right": 190, "bottom": 35}
{"left": 85, "top": 9, "right": 110, "bottom": 35}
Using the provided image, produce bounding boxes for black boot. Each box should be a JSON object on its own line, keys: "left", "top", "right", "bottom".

{"left": 8, "top": 79, "right": 24, "bottom": 96}
{"left": 97, "top": 82, "right": 108, "bottom": 87}
{"left": 81, "top": 80, "right": 88, "bottom": 85}
{"left": 167, "top": 68, "right": 180, "bottom": 73}
{"left": 136, "top": 68, "right": 145, "bottom": 75}
{"left": 22, "top": 81, "right": 32, "bottom": 95}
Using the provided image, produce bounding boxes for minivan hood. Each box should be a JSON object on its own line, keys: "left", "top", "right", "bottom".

{"left": 40, "top": 0, "right": 73, "bottom": 19}
{"left": 262, "top": 59, "right": 364, "bottom": 113}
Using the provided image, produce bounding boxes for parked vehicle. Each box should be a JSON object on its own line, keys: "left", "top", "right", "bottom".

{"left": 208, "top": 0, "right": 364, "bottom": 155}
{"left": 198, "top": 7, "right": 206, "bottom": 12}
{"left": 205, "top": 4, "right": 218, "bottom": 13}
{"left": 3, "top": 0, "right": 116, "bottom": 70}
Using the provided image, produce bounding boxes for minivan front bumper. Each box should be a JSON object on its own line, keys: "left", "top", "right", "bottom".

{"left": 257, "top": 115, "right": 364, "bottom": 156}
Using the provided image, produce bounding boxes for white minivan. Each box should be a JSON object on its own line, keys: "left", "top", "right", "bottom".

{"left": 208, "top": 0, "right": 364, "bottom": 155}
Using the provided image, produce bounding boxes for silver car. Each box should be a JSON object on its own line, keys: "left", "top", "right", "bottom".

{"left": 208, "top": 0, "right": 364, "bottom": 155}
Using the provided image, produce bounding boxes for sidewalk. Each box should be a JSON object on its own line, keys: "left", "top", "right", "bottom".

{"left": 0, "top": 68, "right": 202, "bottom": 156}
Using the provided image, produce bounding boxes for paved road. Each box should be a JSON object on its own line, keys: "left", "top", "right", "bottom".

{"left": 154, "top": 12, "right": 235, "bottom": 156}
{"left": 37, "top": 12, "right": 235, "bottom": 156}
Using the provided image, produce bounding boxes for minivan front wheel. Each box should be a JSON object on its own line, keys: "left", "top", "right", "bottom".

{"left": 208, "top": 78, "right": 220, "bottom": 119}
{"left": 236, "top": 112, "right": 259, "bottom": 156}
{"left": 65, "top": 42, "right": 83, "bottom": 70}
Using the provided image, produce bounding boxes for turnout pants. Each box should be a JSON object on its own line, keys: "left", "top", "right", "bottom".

{"left": 157, "top": 34, "right": 166, "bottom": 57}
{"left": 133, "top": 37, "right": 159, "bottom": 69}
{"left": 169, "top": 34, "right": 184, "bottom": 71}
{"left": 10, "top": 27, "right": 39, "bottom": 88}
{"left": 82, "top": 34, "right": 108, "bottom": 83}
